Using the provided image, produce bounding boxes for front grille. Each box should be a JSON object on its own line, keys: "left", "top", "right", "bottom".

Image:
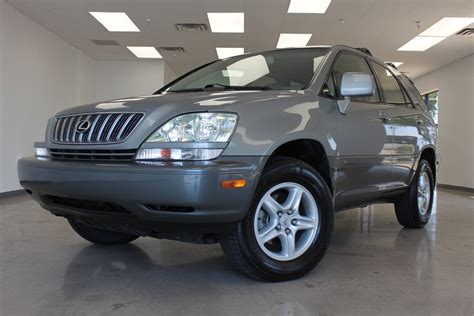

{"left": 52, "top": 112, "right": 144, "bottom": 144}
{"left": 42, "top": 195, "right": 131, "bottom": 214}
{"left": 49, "top": 148, "right": 137, "bottom": 161}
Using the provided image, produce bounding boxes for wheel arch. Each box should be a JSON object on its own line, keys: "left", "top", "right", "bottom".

{"left": 419, "top": 147, "right": 437, "bottom": 184}
{"left": 264, "top": 139, "right": 334, "bottom": 194}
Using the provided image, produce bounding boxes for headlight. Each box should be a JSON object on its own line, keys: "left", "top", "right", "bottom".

{"left": 135, "top": 112, "right": 238, "bottom": 161}
{"left": 146, "top": 112, "right": 238, "bottom": 143}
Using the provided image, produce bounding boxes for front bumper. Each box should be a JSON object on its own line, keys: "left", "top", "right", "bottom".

{"left": 18, "top": 156, "right": 265, "bottom": 233}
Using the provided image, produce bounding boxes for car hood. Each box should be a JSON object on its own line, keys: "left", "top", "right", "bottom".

{"left": 47, "top": 90, "right": 312, "bottom": 150}
{"left": 56, "top": 90, "right": 297, "bottom": 117}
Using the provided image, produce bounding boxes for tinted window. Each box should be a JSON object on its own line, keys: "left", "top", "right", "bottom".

{"left": 332, "top": 53, "right": 379, "bottom": 102}
{"left": 320, "top": 74, "right": 337, "bottom": 98}
{"left": 370, "top": 62, "right": 406, "bottom": 105}
{"left": 165, "top": 48, "right": 329, "bottom": 92}
{"left": 399, "top": 75, "right": 428, "bottom": 110}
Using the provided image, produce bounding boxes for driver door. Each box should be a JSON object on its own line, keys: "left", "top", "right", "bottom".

{"left": 324, "top": 52, "right": 394, "bottom": 209}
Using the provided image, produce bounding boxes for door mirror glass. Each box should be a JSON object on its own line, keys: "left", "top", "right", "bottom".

{"left": 340, "top": 72, "right": 375, "bottom": 98}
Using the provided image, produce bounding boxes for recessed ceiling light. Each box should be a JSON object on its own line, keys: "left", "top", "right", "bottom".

{"left": 89, "top": 12, "right": 140, "bottom": 32}
{"left": 276, "top": 33, "right": 312, "bottom": 48}
{"left": 288, "top": 0, "right": 332, "bottom": 14}
{"left": 207, "top": 13, "right": 244, "bottom": 33}
{"left": 127, "top": 46, "right": 162, "bottom": 58}
{"left": 420, "top": 17, "right": 474, "bottom": 37}
{"left": 397, "top": 36, "right": 445, "bottom": 51}
{"left": 216, "top": 47, "right": 244, "bottom": 59}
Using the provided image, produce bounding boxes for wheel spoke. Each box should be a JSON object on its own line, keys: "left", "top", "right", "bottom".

{"left": 259, "top": 225, "right": 280, "bottom": 243}
{"left": 282, "top": 186, "right": 304, "bottom": 211}
{"left": 294, "top": 215, "right": 315, "bottom": 231}
{"left": 280, "top": 231, "right": 296, "bottom": 258}
{"left": 262, "top": 196, "right": 282, "bottom": 217}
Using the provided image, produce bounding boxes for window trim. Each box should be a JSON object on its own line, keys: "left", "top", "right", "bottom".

{"left": 319, "top": 50, "right": 383, "bottom": 104}
{"left": 367, "top": 60, "right": 410, "bottom": 107}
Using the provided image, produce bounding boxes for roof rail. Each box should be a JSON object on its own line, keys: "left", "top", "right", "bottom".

{"left": 355, "top": 47, "right": 373, "bottom": 56}
{"left": 385, "top": 62, "right": 399, "bottom": 70}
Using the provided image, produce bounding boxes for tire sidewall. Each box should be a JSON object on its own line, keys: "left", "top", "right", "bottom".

{"left": 237, "top": 160, "right": 334, "bottom": 279}
{"left": 415, "top": 160, "right": 435, "bottom": 224}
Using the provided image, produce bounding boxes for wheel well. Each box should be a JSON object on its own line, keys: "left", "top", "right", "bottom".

{"left": 420, "top": 148, "right": 436, "bottom": 183}
{"left": 268, "top": 139, "right": 333, "bottom": 193}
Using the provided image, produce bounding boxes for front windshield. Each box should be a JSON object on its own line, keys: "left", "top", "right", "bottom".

{"left": 163, "top": 48, "right": 329, "bottom": 93}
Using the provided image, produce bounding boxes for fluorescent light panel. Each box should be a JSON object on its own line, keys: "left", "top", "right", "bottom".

{"left": 277, "top": 33, "right": 312, "bottom": 48}
{"left": 398, "top": 17, "right": 474, "bottom": 51}
{"left": 288, "top": 0, "right": 332, "bottom": 14}
{"left": 216, "top": 47, "right": 244, "bottom": 59}
{"left": 398, "top": 36, "right": 445, "bottom": 51}
{"left": 127, "top": 46, "right": 162, "bottom": 58}
{"left": 207, "top": 13, "right": 244, "bottom": 33}
{"left": 89, "top": 12, "right": 140, "bottom": 32}
{"left": 419, "top": 17, "right": 474, "bottom": 37}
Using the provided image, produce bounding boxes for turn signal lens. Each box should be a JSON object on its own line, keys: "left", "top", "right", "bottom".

{"left": 221, "top": 179, "right": 246, "bottom": 189}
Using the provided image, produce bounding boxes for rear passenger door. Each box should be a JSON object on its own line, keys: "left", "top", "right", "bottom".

{"left": 368, "top": 61, "right": 422, "bottom": 188}
{"left": 327, "top": 52, "right": 394, "bottom": 209}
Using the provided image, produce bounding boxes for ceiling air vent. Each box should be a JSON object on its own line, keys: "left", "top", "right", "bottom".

{"left": 92, "top": 40, "right": 120, "bottom": 46}
{"left": 159, "top": 47, "right": 186, "bottom": 55}
{"left": 175, "top": 23, "right": 208, "bottom": 32}
{"left": 456, "top": 28, "right": 474, "bottom": 36}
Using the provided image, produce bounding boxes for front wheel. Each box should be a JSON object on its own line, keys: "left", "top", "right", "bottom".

{"left": 395, "top": 159, "right": 435, "bottom": 228}
{"left": 68, "top": 219, "right": 139, "bottom": 245}
{"left": 220, "top": 158, "right": 334, "bottom": 281}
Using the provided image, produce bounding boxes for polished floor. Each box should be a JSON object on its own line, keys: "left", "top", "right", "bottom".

{"left": 1, "top": 189, "right": 473, "bottom": 315}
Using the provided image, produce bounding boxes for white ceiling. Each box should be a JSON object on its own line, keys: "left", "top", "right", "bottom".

{"left": 7, "top": 0, "right": 474, "bottom": 78}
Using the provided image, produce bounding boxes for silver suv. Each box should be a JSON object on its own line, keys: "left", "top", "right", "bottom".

{"left": 18, "top": 46, "right": 438, "bottom": 281}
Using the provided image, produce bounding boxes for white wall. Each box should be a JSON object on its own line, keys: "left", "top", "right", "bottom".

{"left": 0, "top": 1, "right": 169, "bottom": 193}
{"left": 415, "top": 54, "right": 474, "bottom": 189}
{"left": 0, "top": 0, "right": 93, "bottom": 192}
{"left": 95, "top": 60, "right": 166, "bottom": 102}
{"left": 0, "top": 1, "right": 5, "bottom": 192}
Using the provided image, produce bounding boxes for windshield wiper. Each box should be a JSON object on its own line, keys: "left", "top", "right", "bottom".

{"left": 167, "top": 84, "right": 273, "bottom": 93}
{"left": 167, "top": 88, "right": 205, "bottom": 93}
{"left": 203, "top": 83, "right": 273, "bottom": 91}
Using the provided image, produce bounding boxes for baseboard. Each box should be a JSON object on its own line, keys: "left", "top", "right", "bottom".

{"left": 438, "top": 183, "right": 474, "bottom": 193}
{"left": 0, "top": 189, "right": 26, "bottom": 199}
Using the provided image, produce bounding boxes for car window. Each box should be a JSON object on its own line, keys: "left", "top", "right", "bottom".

{"left": 320, "top": 74, "right": 337, "bottom": 98}
{"left": 370, "top": 62, "right": 406, "bottom": 106}
{"left": 399, "top": 76, "right": 429, "bottom": 111}
{"left": 332, "top": 52, "right": 380, "bottom": 102}
{"left": 401, "top": 86, "right": 414, "bottom": 108}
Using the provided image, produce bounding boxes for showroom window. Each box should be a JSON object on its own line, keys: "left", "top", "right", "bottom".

{"left": 422, "top": 90, "right": 439, "bottom": 125}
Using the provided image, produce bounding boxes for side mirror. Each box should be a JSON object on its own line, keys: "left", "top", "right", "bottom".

{"left": 337, "top": 72, "right": 375, "bottom": 115}
{"left": 340, "top": 72, "right": 375, "bottom": 98}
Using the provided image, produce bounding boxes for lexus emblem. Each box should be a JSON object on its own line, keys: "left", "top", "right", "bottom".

{"left": 76, "top": 120, "right": 91, "bottom": 133}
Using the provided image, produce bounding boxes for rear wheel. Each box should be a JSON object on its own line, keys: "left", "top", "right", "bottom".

{"left": 395, "top": 159, "right": 434, "bottom": 228}
{"left": 220, "top": 158, "right": 334, "bottom": 281}
{"left": 68, "top": 219, "right": 139, "bottom": 245}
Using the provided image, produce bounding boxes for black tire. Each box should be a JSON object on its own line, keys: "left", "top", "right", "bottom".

{"left": 68, "top": 219, "right": 139, "bottom": 245}
{"left": 395, "top": 159, "right": 434, "bottom": 228}
{"left": 220, "top": 157, "right": 334, "bottom": 281}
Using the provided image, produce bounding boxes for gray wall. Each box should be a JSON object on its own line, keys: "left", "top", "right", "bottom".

{"left": 415, "top": 54, "right": 474, "bottom": 189}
